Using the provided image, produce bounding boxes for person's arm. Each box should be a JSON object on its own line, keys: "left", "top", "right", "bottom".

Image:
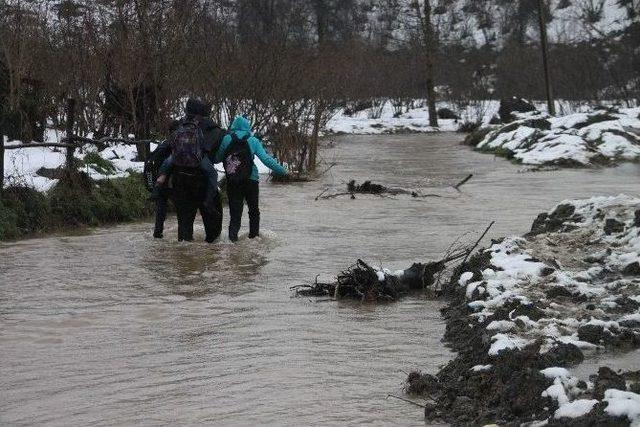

{"left": 251, "top": 137, "right": 288, "bottom": 176}
{"left": 158, "top": 155, "right": 174, "bottom": 176}
{"left": 214, "top": 135, "right": 231, "bottom": 163}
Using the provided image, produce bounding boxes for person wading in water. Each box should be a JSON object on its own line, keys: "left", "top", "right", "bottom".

{"left": 215, "top": 116, "right": 288, "bottom": 242}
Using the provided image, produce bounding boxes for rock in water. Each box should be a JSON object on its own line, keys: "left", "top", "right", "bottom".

{"left": 604, "top": 218, "right": 625, "bottom": 235}
{"left": 593, "top": 367, "right": 626, "bottom": 399}
{"left": 623, "top": 262, "right": 640, "bottom": 276}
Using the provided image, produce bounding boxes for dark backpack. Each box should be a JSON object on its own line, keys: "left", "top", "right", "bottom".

{"left": 143, "top": 141, "right": 171, "bottom": 191}
{"left": 223, "top": 134, "right": 253, "bottom": 183}
{"left": 169, "top": 119, "right": 204, "bottom": 168}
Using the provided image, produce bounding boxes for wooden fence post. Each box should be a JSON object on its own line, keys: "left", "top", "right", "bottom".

{"left": 65, "top": 98, "right": 76, "bottom": 170}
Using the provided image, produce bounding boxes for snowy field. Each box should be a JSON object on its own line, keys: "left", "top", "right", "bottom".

{"left": 324, "top": 101, "right": 471, "bottom": 134}
{"left": 2, "top": 130, "right": 269, "bottom": 192}
{"left": 457, "top": 195, "right": 640, "bottom": 424}
{"left": 476, "top": 108, "right": 640, "bottom": 166}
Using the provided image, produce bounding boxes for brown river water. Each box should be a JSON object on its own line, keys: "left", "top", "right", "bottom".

{"left": 2, "top": 134, "right": 640, "bottom": 426}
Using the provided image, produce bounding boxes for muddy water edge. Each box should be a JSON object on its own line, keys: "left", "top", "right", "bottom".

{"left": 1, "top": 133, "right": 639, "bottom": 426}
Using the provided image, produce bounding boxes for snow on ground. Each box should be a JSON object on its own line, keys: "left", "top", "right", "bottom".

{"left": 460, "top": 195, "right": 640, "bottom": 357}
{"left": 554, "top": 398, "right": 599, "bottom": 419}
{"left": 449, "top": 195, "right": 640, "bottom": 423}
{"left": 3, "top": 136, "right": 271, "bottom": 192}
{"left": 324, "top": 100, "right": 499, "bottom": 135}
{"left": 604, "top": 389, "right": 640, "bottom": 426}
{"left": 476, "top": 108, "right": 640, "bottom": 166}
{"left": 541, "top": 368, "right": 640, "bottom": 424}
{"left": 2, "top": 139, "right": 153, "bottom": 192}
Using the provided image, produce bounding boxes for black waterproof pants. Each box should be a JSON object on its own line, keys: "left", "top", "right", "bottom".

{"left": 227, "top": 179, "right": 260, "bottom": 241}
{"left": 153, "top": 191, "right": 169, "bottom": 238}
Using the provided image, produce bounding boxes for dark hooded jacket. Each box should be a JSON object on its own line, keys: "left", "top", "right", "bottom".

{"left": 182, "top": 98, "right": 224, "bottom": 156}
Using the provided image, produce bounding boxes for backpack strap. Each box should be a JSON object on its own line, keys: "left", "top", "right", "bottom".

{"left": 226, "top": 133, "right": 251, "bottom": 154}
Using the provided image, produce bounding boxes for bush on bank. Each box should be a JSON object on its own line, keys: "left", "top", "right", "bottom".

{"left": 0, "top": 172, "right": 154, "bottom": 240}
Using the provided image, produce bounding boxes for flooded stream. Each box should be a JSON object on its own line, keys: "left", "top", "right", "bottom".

{"left": 2, "top": 133, "right": 639, "bottom": 426}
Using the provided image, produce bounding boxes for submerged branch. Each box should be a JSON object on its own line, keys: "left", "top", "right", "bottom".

{"left": 316, "top": 176, "right": 473, "bottom": 200}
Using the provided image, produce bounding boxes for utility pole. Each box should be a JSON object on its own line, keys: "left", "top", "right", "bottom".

{"left": 537, "top": 0, "right": 556, "bottom": 116}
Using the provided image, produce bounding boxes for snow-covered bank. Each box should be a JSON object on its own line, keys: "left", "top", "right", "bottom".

{"left": 3, "top": 141, "right": 148, "bottom": 192}
{"left": 324, "top": 100, "right": 498, "bottom": 135}
{"left": 408, "top": 195, "right": 640, "bottom": 425}
{"left": 474, "top": 108, "right": 640, "bottom": 167}
{"left": 2, "top": 137, "right": 270, "bottom": 192}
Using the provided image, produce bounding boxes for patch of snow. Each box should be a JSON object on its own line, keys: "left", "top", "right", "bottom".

{"left": 541, "top": 367, "right": 572, "bottom": 379}
{"left": 477, "top": 108, "right": 640, "bottom": 166}
{"left": 459, "top": 272, "right": 474, "bottom": 286}
{"left": 543, "top": 380, "right": 570, "bottom": 405}
{"left": 486, "top": 320, "right": 517, "bottom": 332}
{"left": 604, "top": 389, "right": 640, "bottom": 426}
{"left": 555, "top": 399, "right": 598, "bottom": 419}
{"left": 488, "top": 333, "right": 530, "bottom": 356}
{"left": 324, "top": 100, "right": 495, "bottom": 135}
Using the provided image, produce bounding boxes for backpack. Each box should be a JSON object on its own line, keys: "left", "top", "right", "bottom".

{"left": 223, "top": 134, "right": 253, "bottom": 183}
{"left": 169, "top": 119, "right": 205, "bottom": 168}
{"left": 143, "top": 141, "right": 171, "bottom": 192}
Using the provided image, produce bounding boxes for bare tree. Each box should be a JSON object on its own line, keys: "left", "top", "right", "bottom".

{"left": 410, "top": 0, "right": 438, "bottom": 127}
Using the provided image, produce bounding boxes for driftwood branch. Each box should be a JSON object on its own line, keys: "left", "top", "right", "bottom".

{"left": 386, "top": 394, "right": 427, "bottom": 409}
{"left": 461, "top": 221, "right": 495, "bottom": 266}
{"left": 317, "top": 180, "right": 449, "bottom": 200}
{"left": 454, "top": 174, "right": 473, "bottom": 190}
{"left": 316, "top": 175, "right": 474, "bottom": 200}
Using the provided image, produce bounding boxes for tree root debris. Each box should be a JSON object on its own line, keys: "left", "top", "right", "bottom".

{"left": 316, "top": 175, "right": 472, "bottom": 200}
{"left": 292, "top": 222, "right": 493, "bottom": 303}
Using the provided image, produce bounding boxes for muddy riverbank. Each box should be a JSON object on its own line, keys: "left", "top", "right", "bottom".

{"left": 2, "top": 133, "right": 640, "bottom": 425}
{"left": 408, "top": 195, "right": 640, "bottom": 425}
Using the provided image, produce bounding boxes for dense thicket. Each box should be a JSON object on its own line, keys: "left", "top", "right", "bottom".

{"left": 0, "top": 0, "right": 638, "bottom": 146}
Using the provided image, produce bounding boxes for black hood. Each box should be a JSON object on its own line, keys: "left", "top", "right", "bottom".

{"left": 185, "top": 98, "right": 212, "bottom": 117}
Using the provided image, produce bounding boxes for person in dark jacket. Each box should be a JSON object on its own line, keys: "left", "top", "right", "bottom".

{"left": 145, "top": 119, "right": 180, "bottom": 238}
{"left": 215, "top": 115, "right": 288, "bottom": 242}
{"left": 152, "top": 98, "right": 224, "bottom": 211}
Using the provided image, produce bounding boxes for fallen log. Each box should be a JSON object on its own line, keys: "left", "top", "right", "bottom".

{"left": 317, "top": 176, "right": 473, "bottom": 200}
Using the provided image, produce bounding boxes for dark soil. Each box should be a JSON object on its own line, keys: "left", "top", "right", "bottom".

{"left": 405, "top": 208, "right": 640, "bottom": 425}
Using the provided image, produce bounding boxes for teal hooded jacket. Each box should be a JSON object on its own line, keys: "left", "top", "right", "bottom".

{"left": 215, "top": 116, "right": 288, "bottom": 182}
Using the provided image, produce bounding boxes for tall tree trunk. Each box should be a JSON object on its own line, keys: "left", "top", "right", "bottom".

{"left": 414, "top": 0, "right": 439, "bottom": 127}
{"left": 312, "top": 0, "right": 329, "bottom": 46}
{"left": 537, "top": 0, "right": 556, "bottom": 115}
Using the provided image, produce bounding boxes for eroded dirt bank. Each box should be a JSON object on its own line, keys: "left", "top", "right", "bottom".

{"left": 408, "top": 195, "right": 640, "bottom": 426}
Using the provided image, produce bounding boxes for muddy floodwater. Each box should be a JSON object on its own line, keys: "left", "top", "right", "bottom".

{"left": 2, "top": 134, "right": 640, "bottom": 426}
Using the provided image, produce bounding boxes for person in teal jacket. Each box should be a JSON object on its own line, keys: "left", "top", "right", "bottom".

{"left": 215, "top": 116, "right": 288, "bottom": 241}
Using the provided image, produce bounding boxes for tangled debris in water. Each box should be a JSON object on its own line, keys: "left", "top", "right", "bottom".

{"left": 315, "top": 175, "right": 473, "bottom": 200}
{"left": 293, "top": 222, "right": 494, "bottom": 303}
{"left": 292, "top": 259, "right": 446, "bottom": 302}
